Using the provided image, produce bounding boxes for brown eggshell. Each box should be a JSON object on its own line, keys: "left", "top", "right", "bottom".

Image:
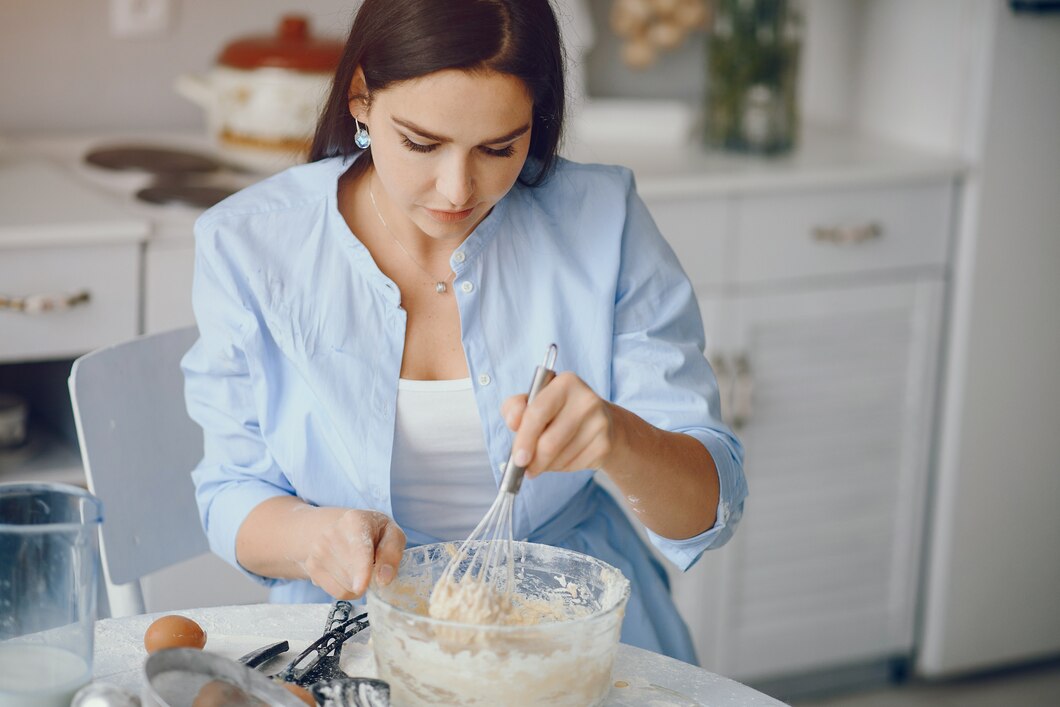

{"left": 281, "top": 682, "right": 316, "bottom": 705}
{"left": 191, "top": 679, "right": 267, "bottom": 707}
{"left": 143, "top": 614, "right": 208, "bottom": 654}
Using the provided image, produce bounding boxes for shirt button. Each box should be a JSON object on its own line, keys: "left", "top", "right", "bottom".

{"left": 460, "top": 281, "right": 474, "bottom": 294}
{"left": 477, "top": 373, "right": 491, "bottom": 386}
{"left": 453, "top": 251, "right": 466, "bottom": 264}
{"left": 498, "top": 463, "right": 506, "bottom": 474}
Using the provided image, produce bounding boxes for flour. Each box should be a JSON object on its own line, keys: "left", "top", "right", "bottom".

{"left": 426, "top": 576, "right": 590, "bottom": 628}
{"left": 427, "top": 577, "right": 514, "bottom": 625}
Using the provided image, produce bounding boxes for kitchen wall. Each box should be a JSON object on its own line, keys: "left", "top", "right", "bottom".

{"left": 0, "top": 0, "right": 357, "bottom": 134}
{"left": 0, "top": 0, "right": 975, "bottom": 153}
{"left": 852, "top": 0, "right": 991, "bottom": 156}
{"left": 584, "top": 0, "right": 860, "bottom": 130}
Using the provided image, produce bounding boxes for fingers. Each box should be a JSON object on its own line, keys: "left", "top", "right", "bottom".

{"left": 341, "top": 513, "right": 380, "bottom": 597}
{"left": 524, "top": 399, "right": 583, "bottom": 476}
{"left": 303, "top": 525, "right": 353, "bottom": 599}
{"left": 502, "top": 394, "right": 528, "bottom": 431}
{"left": 373, "top": 518, "right": 407, "bottom": 587}
{"left": 304, "top": 510, "right": 404, "bottom": 600}
{"left": 542, "top": 414, "right": 611, "bottom": 475}
{"left": 307, "top": 519, "right": 370, "bottom": 598}
{"left": 509, "top": 383, "right": 563, "bottom": 471}
{"left": 508, "top": 372, "right": 614, "bottom": 476}
{"left": 306, "top": 552, "right": 357, "bottom": 600}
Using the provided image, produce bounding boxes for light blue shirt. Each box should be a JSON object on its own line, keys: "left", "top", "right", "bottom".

{"left": 182, "top": 154, "right": 747, "bottom": 662}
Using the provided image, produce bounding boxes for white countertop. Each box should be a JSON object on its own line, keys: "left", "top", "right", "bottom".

{"left": 2, "top": 126, "right": 965, "bottom": 248}
{"left": 93, "top": 603, "right": 787, "bottom": 706}
{"left": 0, "top": 159, "right": 149, "bottom": 249}
{"left": 567, "top": 127, "right": 966, "bottom": 199}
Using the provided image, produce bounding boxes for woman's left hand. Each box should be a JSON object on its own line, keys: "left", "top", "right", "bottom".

{"left": 501, "top": 372, "right": 618, "bottom": 478}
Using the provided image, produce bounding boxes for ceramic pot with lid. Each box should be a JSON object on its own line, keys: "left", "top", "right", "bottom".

{"left": 175, "top": 15, "right": 344, "bottom": 173}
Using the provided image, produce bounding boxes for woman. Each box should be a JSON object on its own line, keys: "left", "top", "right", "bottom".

{"left": 183, "top": 0, "right": 746, "bottom": 664}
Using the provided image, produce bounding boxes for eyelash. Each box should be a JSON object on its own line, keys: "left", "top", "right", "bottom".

{"left": 401, "top": 136, "right": 515, "bottom": 158}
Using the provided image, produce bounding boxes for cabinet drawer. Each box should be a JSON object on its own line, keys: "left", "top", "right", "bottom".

{"left": 0, "top": 244, "right": 140, "bottom": 362}
{"left": 645, "top": 197, "right": 727, "bottom": 287}
{"left": 734, "top": 181, "right": 953, "bottom": 284}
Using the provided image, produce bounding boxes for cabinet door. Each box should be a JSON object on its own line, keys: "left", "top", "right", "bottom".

{"left": 144, "top": 241, "right": 196, "bottom": 334}
{"left": 711, "top": 279, "right": 943, "bottom": 680}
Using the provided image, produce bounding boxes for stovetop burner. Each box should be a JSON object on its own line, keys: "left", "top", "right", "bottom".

{"left": 84, "top": 145, "right": 221, "bottom": 174}
{"left": 84, "top": 144, "right": 239, "bottom": 208}
{"left": 136, "top": 184, "right": 236, "bottom": 208}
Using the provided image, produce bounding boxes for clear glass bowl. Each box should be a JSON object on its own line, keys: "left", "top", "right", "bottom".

{"left": 366, "top": 541, "right": 630, "bottom": 707}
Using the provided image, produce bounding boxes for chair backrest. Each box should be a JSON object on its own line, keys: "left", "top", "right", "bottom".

{"left": 69, "top": 326, "right": 206, "bottom": 616}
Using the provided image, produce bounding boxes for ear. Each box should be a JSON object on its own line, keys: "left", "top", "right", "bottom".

{"left": 348, "top": 66, "right": 370, "bottom": 121}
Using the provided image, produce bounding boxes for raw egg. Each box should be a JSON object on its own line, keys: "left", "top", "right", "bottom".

{"left": 191, "top": 679, "right": 267, "bottom": 707}
{"left": 281, "top": 682, "right": 316, "bottom": 705}
{"left": 143, "top": 614, "right": 208, "bottom": 654}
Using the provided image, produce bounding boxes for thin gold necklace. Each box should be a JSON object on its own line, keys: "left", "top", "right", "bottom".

{"left": 368, "top": 175, "right": 455, "bottom": 295}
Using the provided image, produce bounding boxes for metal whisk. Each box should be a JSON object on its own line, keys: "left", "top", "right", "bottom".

{"left": 430, "top": 344, "right": 558, "bottom": 616}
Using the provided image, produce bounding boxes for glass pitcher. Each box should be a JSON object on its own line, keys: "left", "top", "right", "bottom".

{"left": 0, "top": 483, "right": 103, "bottom": 706}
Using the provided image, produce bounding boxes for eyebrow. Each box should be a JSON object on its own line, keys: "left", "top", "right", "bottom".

{"left": 392, "top": 117, "right": 531, "bottom": 145}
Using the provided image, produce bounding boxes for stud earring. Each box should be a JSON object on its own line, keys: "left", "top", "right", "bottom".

{"left": 354, "top": 118, "right": 372, "bottom": 149}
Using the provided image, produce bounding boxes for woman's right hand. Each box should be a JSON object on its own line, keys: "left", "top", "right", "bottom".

{"left": 302, "top": 508, "right": 406, "bottom": 600}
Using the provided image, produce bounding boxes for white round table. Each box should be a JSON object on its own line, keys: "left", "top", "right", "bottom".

{"left": 93, "top": 604, "right": 786, "bottom": 706}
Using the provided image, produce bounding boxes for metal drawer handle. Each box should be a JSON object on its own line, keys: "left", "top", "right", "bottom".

{"left": 708, "top": 353, "right": 734, "bottom": 428}
{"left": 731, "top": 353, "right": 754, "bottom": 431}
{"left": 812, "top": 222, "right": 883, "bottom": 245}
{"left": 0, "top": 289, "right": 91, "bottom": 314}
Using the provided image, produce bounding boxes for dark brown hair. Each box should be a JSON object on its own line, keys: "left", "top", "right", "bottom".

{"left": 309, "top": 0, "right": 565, "bottom": 187}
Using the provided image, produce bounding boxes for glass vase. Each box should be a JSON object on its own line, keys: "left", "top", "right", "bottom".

{"left": 704, "top": 0, "right": 803, "bottom": 154}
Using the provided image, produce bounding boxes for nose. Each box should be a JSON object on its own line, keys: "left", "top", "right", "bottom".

{"left": 436, "top": 154, "right": 474, "bottom": 208}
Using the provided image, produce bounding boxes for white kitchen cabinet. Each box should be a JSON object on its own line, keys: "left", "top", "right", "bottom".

{"left": 637, "top": 157, "right": 957, "bottom": 683}
{"left": 689, "top": 279, "right": 944, "bottom": 680}
{"left": 0, "top": 244, "right": 141, "bottom": 363}
{"left": 0, "top": 160, "right": 148, "bottom": 364}
{"left": 144, "top": 240, "right": 196, "bottom": 334}
{"left": 645, "top": 196, "right": 729, "bottom": 289}
{"left": 564, "top": 126, "right": 960, "bottom": 682}
{"left": 0, "top": 158, "right": 149, "bottom": 486}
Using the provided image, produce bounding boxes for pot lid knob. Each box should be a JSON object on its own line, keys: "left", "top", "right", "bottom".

{"left": 217, "top": 14, "right": 344, "bottom": 73}
{"left": 279, "top": 15, "right": 309, "bottom": 40}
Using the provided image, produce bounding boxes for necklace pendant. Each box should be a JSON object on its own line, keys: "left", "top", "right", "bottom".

{"left": 435, "top": 281, "right": 447, "bottom": 294}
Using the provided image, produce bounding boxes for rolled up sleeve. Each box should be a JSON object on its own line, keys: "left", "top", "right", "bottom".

{"left": 609, "top": 171, "right": 748, "bottom": 571}
{"left": 181, "top": 214, "right": 292, "bottom": 586}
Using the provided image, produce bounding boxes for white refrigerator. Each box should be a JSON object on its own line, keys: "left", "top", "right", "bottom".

{"left": 917, "top": 2, "right": 1060, "bottom": 677}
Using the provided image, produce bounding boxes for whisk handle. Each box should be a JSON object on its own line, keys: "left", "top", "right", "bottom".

{"left": 499, "top": 344, "right": 558, "bottom": 494}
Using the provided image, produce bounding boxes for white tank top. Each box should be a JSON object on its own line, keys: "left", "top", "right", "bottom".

{"left": 389, "top": 378, "right": 498, "bottom": 540}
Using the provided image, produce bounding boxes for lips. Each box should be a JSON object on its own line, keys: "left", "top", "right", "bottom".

{"left": 425, "top": 206, "right": 475, "bottom": 223}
